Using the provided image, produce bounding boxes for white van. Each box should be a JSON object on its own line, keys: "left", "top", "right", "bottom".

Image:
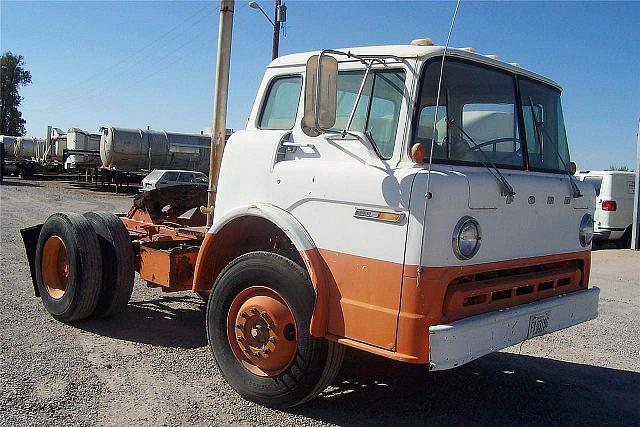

{"left": 576, "top": 171, "right": 636, "bottom": 247}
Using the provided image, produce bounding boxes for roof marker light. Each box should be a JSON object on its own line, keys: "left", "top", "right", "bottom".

{"left": 485, "top": 54, "right": 500, "bottom": 60}
{"left": 509, "top": 62, "right": 521, "bottom": 67}
{"left": 411, "top": 38, "right": 434, "bottom": 46}
{"left": 458, "top": 47, "right": 476, "bottom": 53}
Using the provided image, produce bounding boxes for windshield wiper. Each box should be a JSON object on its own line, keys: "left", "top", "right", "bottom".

{"left": 528, "top": 96, "right": 582, "bottom": 198}
{"left": 446, "top": 117, "right": 516, "bottom": 202}
{"left": 365, "top": 129, "right": 383, "bottom": 158}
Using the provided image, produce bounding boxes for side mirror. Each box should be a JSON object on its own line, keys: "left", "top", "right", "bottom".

{"left": 302, "top": 54, "right": 337, "bottom": 137}
{"left": 568, "top": 161, "right": 577, "bottom": 175}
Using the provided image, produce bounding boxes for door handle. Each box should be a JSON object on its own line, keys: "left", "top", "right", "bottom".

{"left": 282, "top": 141, "right": 315, "bottom": 149}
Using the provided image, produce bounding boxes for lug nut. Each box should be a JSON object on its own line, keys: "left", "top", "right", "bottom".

{"left": 250, "top": 307, "right": 258, "bottom": 314}
{"left": 235, "top": 323, "right": 242, "bottom": 329}
{"left": 269, "top": 336, "right": 277, "bottom": 343}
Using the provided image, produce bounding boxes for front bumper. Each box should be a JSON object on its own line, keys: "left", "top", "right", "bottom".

{"left": 428, "top": 287, "right": 600, "bottom": 370}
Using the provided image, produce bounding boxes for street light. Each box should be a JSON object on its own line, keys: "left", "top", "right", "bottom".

{"left": 248, "top": 1, "right": 286, "bottom": 60}
{"left": 249, "top": 1, "right": 274, "bottom": 26}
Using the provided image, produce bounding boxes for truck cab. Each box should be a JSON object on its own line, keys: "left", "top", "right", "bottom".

{"left": 209, "top": 40, "right": 598, "bottom": 365}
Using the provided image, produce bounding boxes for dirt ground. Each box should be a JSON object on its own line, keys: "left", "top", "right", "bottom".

{"left": 1, "top": 177, "right": 639, "bottom": 426}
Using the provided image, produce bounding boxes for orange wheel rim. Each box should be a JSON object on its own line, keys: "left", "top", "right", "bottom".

{"left": 227, "top": 286, "right": 298, "bottom": 377}
{"left": 42, "top": 236, "right": 70, "bottom": 299}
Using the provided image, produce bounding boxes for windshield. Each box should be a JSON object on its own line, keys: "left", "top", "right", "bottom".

{"left": 144, "top": 170, "right": 164, "bottom": 181}
{"left": 413, "top": 58, "right": 570, "bottom": 173}
{"left": 195, "top": 173, "right": 208, "bottom": 183}
{"left": 519, "top": 78, "right": 570, "bottom": 172}
{"left": 414, "top": 58, "right": 523, "bottom": 168}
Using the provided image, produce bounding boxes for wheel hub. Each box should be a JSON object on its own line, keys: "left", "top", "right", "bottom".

{"left": 41, "top": 235, "right": 69, "bottom": 299}
{"left": 227, "top": 287, "right": 297, "bottom": 377}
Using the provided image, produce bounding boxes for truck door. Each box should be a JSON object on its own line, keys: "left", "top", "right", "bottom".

{"left": 269, "top": 67, "right": 416, "bottom": 351}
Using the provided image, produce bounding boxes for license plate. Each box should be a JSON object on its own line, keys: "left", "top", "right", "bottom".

{"left": 527, "top": 312, "right": 550, "bottom": 338}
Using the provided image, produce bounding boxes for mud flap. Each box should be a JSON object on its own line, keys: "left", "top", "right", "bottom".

{"left": 20, "top": 224, "right": 43, "bottom": 297}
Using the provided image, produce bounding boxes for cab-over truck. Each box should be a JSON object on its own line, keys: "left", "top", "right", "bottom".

{"left": 21, "top": 3, "right": 599, "bottom": 409}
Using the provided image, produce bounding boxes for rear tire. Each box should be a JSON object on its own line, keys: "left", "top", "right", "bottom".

{"left": 83, "top": 212, "right": 135, "bottom": 317}
{"left": 206, "top": 251, "right": 344, "bottom": 408}
{"left": 35, "top": 213, "right": 102, "bottom": 322}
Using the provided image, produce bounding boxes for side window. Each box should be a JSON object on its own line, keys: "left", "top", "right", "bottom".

{"left": 258, "top": 76, "right": 303, "bottom": 130}
{"left": 178, "top": 173, "right": 195, "bottom": 183}
{"left": 367, "top": 71, "right": 405, "bottom": 159}
{"left": 333, "top": 69, "right": 406, "bottom": 159}
{"left": 334, "top": 72, "right": 372, "bottom": 131}
{"left": 162, "top": 172, "right": 179, "bottom": 181}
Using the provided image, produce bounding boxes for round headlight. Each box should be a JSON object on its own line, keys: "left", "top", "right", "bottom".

{"left": 579, "top": 213, "right": 594, "bottom": 247}
{"left": 453, "top": 216, "right": 481, "bottom": 260}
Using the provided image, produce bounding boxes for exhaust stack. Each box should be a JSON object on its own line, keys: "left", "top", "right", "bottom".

{"left": 205, "top": 0, "right": 235, "bottom": 226}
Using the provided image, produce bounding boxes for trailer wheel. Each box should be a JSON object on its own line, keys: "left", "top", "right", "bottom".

{"left": 35, "top": 213, "right": 102, "bottom": 322}
{"left": 207, "top": 251, "right": 344, "bottom": 408}
{"left": 83, "top": 212, "right": 135, "bottom": 317}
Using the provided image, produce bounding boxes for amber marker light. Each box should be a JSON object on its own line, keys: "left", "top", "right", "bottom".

{"left": 354, "top": 208, "right": 404, "bottom": 223}
{"left": 411, "top": 143, "right": 426, "bottom": 164}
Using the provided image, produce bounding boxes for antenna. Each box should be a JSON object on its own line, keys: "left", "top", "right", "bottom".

{"left": 417, "top": 0, "right": 462, "bottom": 287}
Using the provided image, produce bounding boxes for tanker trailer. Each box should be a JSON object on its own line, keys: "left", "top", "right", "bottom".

{"left": 100, "top": 126, "right": 210, "bottom": 173}
{"left": 65, "top": 128, "right": 101, "bottom": 169}
{"left": 0, "top": 136, "right": 18, "bottom": 160}
{"left": 14, "top": 137, "right": 38, "bottom": 160}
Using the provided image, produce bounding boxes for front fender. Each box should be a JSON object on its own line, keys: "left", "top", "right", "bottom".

{"left": 192, "top": 204, "right": 330, "bottom": 337}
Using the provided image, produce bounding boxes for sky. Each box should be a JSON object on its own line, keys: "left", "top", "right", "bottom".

{"left": 1, "top": 0, "right": 639, "bottom": 170}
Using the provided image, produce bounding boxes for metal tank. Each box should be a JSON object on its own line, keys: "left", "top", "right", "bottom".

{"left": 65, "top": 128, "right": 101, "bottom": 169}
{"left": 100, "top": 126, "right": 211, "bottom": 173}
{"left": 14, "top": 137, "right": 37, "bottom": 160}
{"left": 0, "top": 136, "right": 18, "bottom": 159}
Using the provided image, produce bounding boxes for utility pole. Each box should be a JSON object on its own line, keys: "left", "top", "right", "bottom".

{"left": 272, "top": 0, "right": 281, "bottom": 60}
{"left": 632, "top": 118, "right": 640, "bottom": 250}
{"left": 205, "top": 0, "right": 234, "bottom": 227}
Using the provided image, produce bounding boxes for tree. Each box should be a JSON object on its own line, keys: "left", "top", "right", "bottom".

{"left": 1, "top": 52, "right": 32, "bottom": 136}
{"left": 607, "top": 164, "right": 634, "bottom": 172}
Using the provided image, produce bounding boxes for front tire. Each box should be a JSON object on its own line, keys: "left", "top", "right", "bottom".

{"left": 206, "top": 251, "right": 344, "bottom": 408}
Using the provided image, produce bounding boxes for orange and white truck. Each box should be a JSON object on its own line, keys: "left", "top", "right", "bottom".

{"left": 21, "top": 1, "right": 599, "bottom": 408}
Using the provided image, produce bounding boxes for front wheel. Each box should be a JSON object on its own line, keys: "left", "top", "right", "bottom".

{"left": 206, "top": 251, "right": 344, "bottom": 408}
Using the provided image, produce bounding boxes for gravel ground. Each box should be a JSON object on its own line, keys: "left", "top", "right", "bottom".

{"left": 1, "top": 177, "right": 639, "bottom": 426}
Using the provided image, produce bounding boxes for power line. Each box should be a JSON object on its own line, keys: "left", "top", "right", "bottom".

{"left": 44, "top": 2, "right": 215, "bottom": 103}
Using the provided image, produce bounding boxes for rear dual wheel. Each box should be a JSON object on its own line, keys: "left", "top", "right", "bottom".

{"left": 35, "top": 212, "right": 134, "bottom": 322}
{"left": 207, "top": 251, "right": 344, "bottom": 408}
{"left": 83, "top": 212, "right": 135, "bottom": 317}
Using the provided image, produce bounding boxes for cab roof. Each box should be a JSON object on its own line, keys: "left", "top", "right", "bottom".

{"left": 268, "top": 44, "right": 561, "bottom": 90}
